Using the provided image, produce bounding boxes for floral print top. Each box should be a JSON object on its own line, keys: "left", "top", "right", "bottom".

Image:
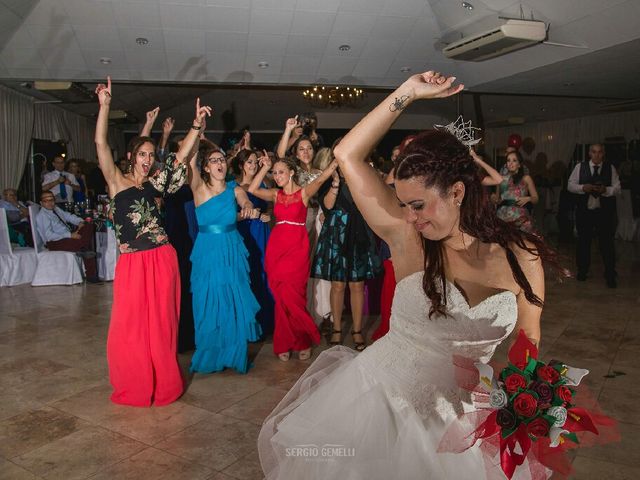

{"left": 112, "top": 154, "right": 187, "bottom": 253}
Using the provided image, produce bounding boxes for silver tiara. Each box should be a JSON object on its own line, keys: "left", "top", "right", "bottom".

{"left": 434, "top": 116, "right": 481, "bottom": 147}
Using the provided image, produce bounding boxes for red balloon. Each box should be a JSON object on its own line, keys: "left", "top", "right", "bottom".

{"left": 508, "top": 134, "right": 522, "bottom": 149}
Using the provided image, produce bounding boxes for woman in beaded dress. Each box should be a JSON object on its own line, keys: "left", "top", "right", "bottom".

{"left": 95, "top": 77, "right": 210, "bottom": 406}
{"left": 249, "top": 155, "right": 338, "bottom": 362}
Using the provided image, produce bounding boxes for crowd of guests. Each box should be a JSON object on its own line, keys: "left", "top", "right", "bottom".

{"left": 0, "top": 75, "right": 623, "bottom": 407}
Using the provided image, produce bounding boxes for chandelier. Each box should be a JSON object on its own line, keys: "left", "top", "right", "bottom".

{"left": 302, "top": 85, "right": 365, "bottom": 108}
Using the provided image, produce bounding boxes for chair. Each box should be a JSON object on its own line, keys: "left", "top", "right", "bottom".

{"left": 28, "top": 205, "right": 84, "bottom": 286}
{"left": 0, "top": 208, "right": 37, "bottom": 286}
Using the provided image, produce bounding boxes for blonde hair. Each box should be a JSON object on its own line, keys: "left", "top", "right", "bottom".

{"left": 313, "top": 147, "right": 333, "bottom": 171}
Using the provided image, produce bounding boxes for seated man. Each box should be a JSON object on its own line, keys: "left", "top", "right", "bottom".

{"left": 0, "top": 188, "right": 33, "bottom": 246}
{"left": 35, "top": 191, "right": 99, "bottom": 282}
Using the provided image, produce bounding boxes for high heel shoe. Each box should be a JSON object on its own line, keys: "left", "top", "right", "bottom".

{"left": 298, "top": 348, "right": 312, "bottom": 361}
{"left": 328, "top": 329, "right": 342, "bottom": 346}
{"left": 278, "top": 352, "right": 290, "bottom": 362}
{"left": 351, "top": 330, "right": 367, "bottom": 352}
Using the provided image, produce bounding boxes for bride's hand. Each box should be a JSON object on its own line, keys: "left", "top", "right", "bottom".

{"left": 402, "top": 71, "right": 464, "bottom": 101}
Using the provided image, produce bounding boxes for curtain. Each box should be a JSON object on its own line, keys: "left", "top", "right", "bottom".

{"left": 0, "top": 85, "right": 34, "bottom": 191}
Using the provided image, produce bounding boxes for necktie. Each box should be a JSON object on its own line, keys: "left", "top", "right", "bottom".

{"left": 593, "top": 166, "right": 600, "bottom": 177}
{"left": 52, "top": 208, "right": 74, "bottom": 232}
{"left": 59, "top": 173, "right": 67, "bottom": 200}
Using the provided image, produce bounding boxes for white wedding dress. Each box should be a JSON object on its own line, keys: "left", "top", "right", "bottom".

{"left": 258, "top": 271, "right": 539, "bottom": 480}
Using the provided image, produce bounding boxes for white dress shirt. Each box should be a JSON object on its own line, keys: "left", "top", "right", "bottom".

{"left": 42, "top": 170, "right": 79, "bottom": 202}
{"left": 567, "top": 161, "right": 621, "bottom": 210}
{"left": 36, "top": 206, "right": 83, "bottom": 242}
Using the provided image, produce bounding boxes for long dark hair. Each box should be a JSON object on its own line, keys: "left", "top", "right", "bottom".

{"left": 507, "top": 150, "right": 525, "bottom": 185}
{"left": 394, "top": 130, "right": 563, "bottom": 318}
{"left": 199, "top": 147, "right": 225, "bottom": 185}
{"left": 127, "top": 136, "right": 156, "bottom": 166}
{"left": 233, "top": 149, "right": 257, "bottom": 179}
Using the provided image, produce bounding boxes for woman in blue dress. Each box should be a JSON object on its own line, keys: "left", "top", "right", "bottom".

{"left": 188, "top": 145, "right": 262, "bottom": 374}
{"left": 234, "top": 149, "right": 275, "bottom": 336}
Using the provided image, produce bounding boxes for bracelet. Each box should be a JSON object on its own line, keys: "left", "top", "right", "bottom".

{"left": 191, "top": 125, "right": 202, "bottom": 130}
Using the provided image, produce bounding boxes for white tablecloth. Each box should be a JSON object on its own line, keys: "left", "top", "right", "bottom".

{"left": 96, "top": 229, "right": 117, "bottom": 281}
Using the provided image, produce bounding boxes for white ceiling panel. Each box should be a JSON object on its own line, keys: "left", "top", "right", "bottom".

{"left": 528, "top": 0, "right": 629, "bottom": 28}
{"left": 112, "top": 1, "right": 162, "bottom": 28}
{"left": 370, "top": 16, "right": 418, "bottom": 40}
{"left": 206, "top": 31, "right": 249, "bottom": 54}
{"left": 40, "top": 44, "right": 88, "bottom": 71}
{"left": 73, "top": 26, "right": 123, "bottom": 51}
{"left": 125, "top": 48, "right": 169, "bottom": 71}
{"left": 381, "top": 0, "right": 428, "bottom": 17}
{"left": 361, "top": 38, "right": 404, "bottom": 59}
{"left": 290, "top": 11, "right": 336, "bottom": 36}
{"left": 159, "top": 4, "right": 205, "bottom": 29}
{"left": 7, "top": 66, "right": 50, "bottom": 78}
{"left": 317, "top": 56, "right": 359, "bottom": 76}
{"left": 331, "top": 13, "right": 376, "bottom": 37}
{"left": 325, "top": 36, "right": 368, "bottom": 57}
{"left": 249, "top": 9, "right": 293, "bottom": 35}
{"left": 26, "top": 24, "right": 77, "bottom": 50}
{"left": 251, "top": 0, "right": 296, "bottom": 11}
{"left": 206, "top": 0, "right": 250, "bottom": 6}
{"left": 244, "top": 71, "right": 280, "bottom": 83}
{"left": 81, "top": 50, "right": 127, "bottom": 71}
{"left": 201, "top": 6, "right": 251, "bottom": 33}
{"left": 352, "top": 57, "right": 395, "bottom": 78}
{"left": 282, "top": 55, "right": 321, "bottom": 75}
{"left": 247, "top": 34, "right": 288, "bottom": 55}
{"left": 0, "top": 47, "right": 44, "bottom": 69}
{"left": 22, "top": 0, "right": 70, "bottom": 26}
{"left": 295, "top": 0, "right": 342, "bottom": 14}
{"left": 244, "top": 54, "right": 283, "bottom": 75}
{"left": 163, "top": 29, "right": 206, "bottom": 53}
{"left": 286, "top": 35, "right": 330, "bottom": 57}
{"left": 339, "top": 0, "right": 386, "bottom": 15}
{"left": 2, "top": 27, "right": 33, "bottom": 50}
{"left": 1, "top": 0, "right": 39, "bottom": 18}
{"left": 62, "top": 0, "right": 117, "bottom": 27}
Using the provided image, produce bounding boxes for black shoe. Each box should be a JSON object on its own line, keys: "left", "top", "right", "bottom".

{"left": 86, "top": 276, "right": 102, "bottom": 284}
{"left": 576, "top": 273, "right": 587, "bottom": 281}
{"left": 606, "top": 278, "right": 617, "bottom": 288}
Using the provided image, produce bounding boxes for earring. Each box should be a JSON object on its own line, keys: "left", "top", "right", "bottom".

{"left": 456, "top": 201, "right": 462, "bottom": 207}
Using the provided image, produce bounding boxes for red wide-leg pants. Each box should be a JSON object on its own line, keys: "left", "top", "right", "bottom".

{"left": 107, "top": 244, "right": 184, "bottom": 406}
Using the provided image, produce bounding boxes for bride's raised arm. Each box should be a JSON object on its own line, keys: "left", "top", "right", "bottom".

{"left": 333, "top": 71, "right": 463, "bottom": 245}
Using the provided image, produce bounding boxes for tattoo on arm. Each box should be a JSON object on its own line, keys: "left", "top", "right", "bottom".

{"left": 389, "top": 95, "right": 410, "bottom": 112}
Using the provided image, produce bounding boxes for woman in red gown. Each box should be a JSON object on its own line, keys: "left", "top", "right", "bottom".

{"left": 249, "top": 153, "right": 337, "bottom": 361}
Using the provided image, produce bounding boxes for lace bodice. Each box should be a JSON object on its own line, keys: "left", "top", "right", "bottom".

{"left": 274, "top": 189, "right": 307, "bottom": 224}
{"left": 358, "top": 271, "right": 517, "bottom": 421}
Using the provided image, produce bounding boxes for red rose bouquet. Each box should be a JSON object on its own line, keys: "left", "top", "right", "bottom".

{"left": 439, "top": 329, "right": 618, "bottom": 479}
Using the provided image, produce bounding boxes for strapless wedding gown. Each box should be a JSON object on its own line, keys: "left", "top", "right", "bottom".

{"left": 257, "top": 271, "right": 544, "bottom": 480}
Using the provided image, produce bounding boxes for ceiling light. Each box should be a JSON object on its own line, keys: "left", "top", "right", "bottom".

{"left": 338, "top": 44, "right": 351, "bottom": 51}
{"left": 135, "top": 37, "right": 149, "bottom": 46}
{"left": 563, "top": 82, "right": 574, "bottom": 87}
{"left": 258, "top": 61, "right": 269, "bottom": 69}
{"left": 302, "top": 85, "right": 365, "bottom": 109}
{"left": 100, "top": 57, "right": 112, "bottom": 65}
{"left": 400, "top": 66, "right": 412, "bottom": 73}
{"left": 461, "top": 2, "right": 474, "bottom": 10}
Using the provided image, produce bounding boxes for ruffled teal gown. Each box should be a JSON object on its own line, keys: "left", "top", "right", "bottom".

{"left": 190, "top": 181, "right": 262, "bottom": 374}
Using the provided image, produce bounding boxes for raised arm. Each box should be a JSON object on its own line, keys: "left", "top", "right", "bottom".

{"left": 94, "top": 77, "right": 120, "bottom": 188}
{"left": 470, "top": 149, "right": 503, "bottom": 186}
{"left": 176, "top": 98, "right": 211, "bottom": 166}
{"left": 276, "top": 116, "right": 298, "bottom": 159}
{"left": 333, "top": 71, "right": 463, "bottom": 243}
{"left": 301, "top": 160, "right": 338, "bottom": 204}
{"left": 159, "top": 117, "right": 174, "bottom": 153}
{"left": 323, "top": 171, "right": 340, "bottom": 210}
{"left": 140, "top": 107, "right": 159, "bottom": 137}
{"left": 248, "top": 151, "right": 278, "bottom": 203}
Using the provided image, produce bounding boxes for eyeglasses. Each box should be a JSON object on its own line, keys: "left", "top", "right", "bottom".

{"left": 207, "top": 157, "right": 226, "bottom": 164}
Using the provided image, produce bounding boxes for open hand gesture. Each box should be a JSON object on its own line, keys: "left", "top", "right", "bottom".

{"left": 194, "top": 97, "right": 212, "bottom": 126}
{"left": 95, "top": 76, "right": 112, "bottom": 106}
{"left": 146, "top": 107, "right": 160, "bottom": 124}
{"left": 403, "top": 71, "right": 464, "bottom": 101}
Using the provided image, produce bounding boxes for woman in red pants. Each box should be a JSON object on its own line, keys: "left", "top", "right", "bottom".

{"left": 249, "top": 153, "right": 337, "bottom": 361}
{"left": 95, "top": 77, "right": 211, "bottom": 406}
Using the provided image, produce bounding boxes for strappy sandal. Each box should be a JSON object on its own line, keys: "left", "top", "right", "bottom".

{"left": 351, "top": 330, "right": 367, "bottom": 352}
{"left": 298, "top": 348, "right": 312, "bottom": 361}
{"left": 278, "top": 352, "right": 290, "bottom": 362}
{"left": 328, "top": 329, "right": 342, "bottom": 346}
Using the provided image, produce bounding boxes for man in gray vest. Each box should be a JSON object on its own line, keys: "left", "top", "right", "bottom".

{"left": 567, "top": 143, "right": 620, "bottom": 287}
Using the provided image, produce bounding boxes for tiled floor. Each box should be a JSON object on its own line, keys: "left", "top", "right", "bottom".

{"left": 1, "top": 241, "right": 639, "bottom": 479}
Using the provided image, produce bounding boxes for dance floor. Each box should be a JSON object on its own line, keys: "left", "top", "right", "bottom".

{"left": 1, "top": 242, "right": 639, "bottom": 480}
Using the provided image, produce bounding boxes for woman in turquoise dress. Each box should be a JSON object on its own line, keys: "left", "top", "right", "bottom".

{"left": 234, "top": 149, "right": 275, "bottom": 336}
{"left": 189, "top": 146, "right": 262, "bottom": 374}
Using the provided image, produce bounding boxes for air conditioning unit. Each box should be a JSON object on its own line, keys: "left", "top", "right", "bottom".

{"left": 442, "top": 19, "right": 546, "bottom": 61}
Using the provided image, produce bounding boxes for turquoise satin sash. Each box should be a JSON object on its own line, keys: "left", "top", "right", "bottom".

{"left": 198, "top": 224, "right": 236, "bottom": 234}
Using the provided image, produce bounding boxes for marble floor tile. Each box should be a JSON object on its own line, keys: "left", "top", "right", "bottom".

{"left": 154, "top": 414, "right": 259, "bottom": 471}
{"left": 0, "top": 459, "right": 41, "bottom": 480}
{"left": 180, "top": 373, "right": 271, "bottom": 413}
{"left": 575, "top": 421, "right": 639, "bottom": 468}
{"left": 221, "top": 449, "right": 263, "bottom": 480}
{"left": 219, "top": 386, "right": 289, "bottom": 426}
{"left": 12, "top": 425, "right": 146, "bottom": 480}
{"left": 89, "top": 447, "right": 214, "bottom": 480}
{"left": 0, "top": 406, "right": 89, "bottom": 459}
{"left": 571, "top": 456, "right": 640, "bottom": 480}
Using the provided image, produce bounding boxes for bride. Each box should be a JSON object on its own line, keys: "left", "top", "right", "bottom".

{"left": 258, "top": 71, "right": 559, "bottom": 479}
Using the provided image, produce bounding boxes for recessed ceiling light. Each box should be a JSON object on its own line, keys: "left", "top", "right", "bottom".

{"left": 563, "top": 82, "right": 574, "bottom": 87}
{"left": 258, "top": 61, "right": 269, "bottom": 69}
{"left": 135, "top": 37, "right": 149, "bottom": 46}
{"left": 338, "top": 44, "right": 351, "bottom": 51}
{"left": 400, "top": 66, "right": 412, "bottom": 73}
{"left": 461, "top": 2, "right": 474, "bottom": 10}
{"left": 100, "top": 57, "right": 112, "bottom": 65}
